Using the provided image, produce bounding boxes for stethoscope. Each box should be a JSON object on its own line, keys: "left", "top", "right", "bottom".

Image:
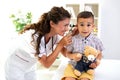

{"left": 44, "top": 36, "right": 57, "bottom": 55}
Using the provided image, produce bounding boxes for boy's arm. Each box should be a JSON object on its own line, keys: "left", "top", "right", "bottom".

{"left": 61, "top": 48, "right": 82, "bottom": 61}
{"left": 89, "top": 51, "right": 102, "bottom": 68}
{"left": 96, "top": 52, "right": 103, "bottom": 66}
{"left": 66, "top": 51, "right": 82, "bottom": 61}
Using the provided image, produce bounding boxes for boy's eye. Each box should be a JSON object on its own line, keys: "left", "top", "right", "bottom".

{"left": 80, "top": 24, "right": 84, "bottom": 26}
{"left": 87, "top": 24, "right": 91, "bottom": 27}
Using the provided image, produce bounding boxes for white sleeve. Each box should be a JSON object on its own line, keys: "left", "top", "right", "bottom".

{"left": 38, "top": 35, "right": 62, "bottom": 58}
{"left": 38, "top": 37, "right": 46, "bottom": 57}
{"left": 38, "top": 46, "right": 46, "bottom": 57}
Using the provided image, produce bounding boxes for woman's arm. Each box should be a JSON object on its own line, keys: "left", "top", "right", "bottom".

{"left": 60, "top": 47, "right": 67, "bottom": 57}
{"left": 38, "top": 34, "right": 72, "bottom": 68}
{"left": 38, "top": 43, "right": 64, "bottom": 68}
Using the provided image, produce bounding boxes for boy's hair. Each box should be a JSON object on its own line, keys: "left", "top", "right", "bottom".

{"left": 77, "top": 11, "right": 94, "bottom": 22}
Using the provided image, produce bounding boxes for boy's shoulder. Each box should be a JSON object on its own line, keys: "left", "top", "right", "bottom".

{"left": 72, "top": 34, "right": 81, "bottom": 40}
{"left": 89, "top": 34, "right": 103, "bottom": 44}
{"left": 91, "top": 34, "right": 101, "bottom": 40}
{"left": 72, "top": 33, "right": 101, "bottom": 41}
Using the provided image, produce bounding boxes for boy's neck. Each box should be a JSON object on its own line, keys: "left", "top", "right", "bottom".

{"left": 85, "top": 33, "right": 91, "bottom": 39}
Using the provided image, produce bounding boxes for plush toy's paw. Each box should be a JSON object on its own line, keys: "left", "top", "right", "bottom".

{"left": 74, "top": 69, "right": 81, "bottom": 76}
{"left": 87, "top": 69, "right": 94, "bottom": 75}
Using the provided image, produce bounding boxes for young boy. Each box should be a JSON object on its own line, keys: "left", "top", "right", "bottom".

{"left": 61, "top": 11, "right": 104, "bottom": 80}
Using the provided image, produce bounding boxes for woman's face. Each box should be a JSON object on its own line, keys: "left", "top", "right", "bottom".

{"left": 51, "top": 18, "right": 70, "bottom": 36}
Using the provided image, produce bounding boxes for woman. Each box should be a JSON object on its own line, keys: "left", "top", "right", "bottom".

{"left": 5, "top": 6, "right": 72, "bottom": 80}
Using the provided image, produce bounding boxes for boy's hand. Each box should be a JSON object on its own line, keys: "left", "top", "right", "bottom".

{"left": 89, "top": 59, "right": 100, "bottom": 69}
{"left": 72, "top": 53, "right": 82, "bottom": 61}
{"left": 95, "top": 59, "right": 100, "bottom": 66}
{"left": 89, "top": 62, "right": 97, "bottom": 69}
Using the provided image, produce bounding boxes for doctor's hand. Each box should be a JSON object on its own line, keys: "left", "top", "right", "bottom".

{"left": 59, "top": 33, "right": 72, "bottom": 47}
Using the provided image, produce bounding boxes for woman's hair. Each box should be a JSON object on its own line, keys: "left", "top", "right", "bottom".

{"left": 20, "top": 6, "right": 71, "bottom": 56}
{"left": 77, "top": 11, "right": 94, "bottom": 22}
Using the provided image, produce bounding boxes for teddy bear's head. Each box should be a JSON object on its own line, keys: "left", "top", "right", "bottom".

{"left": 84, "top": 46, "right": 99, "bottom": 62}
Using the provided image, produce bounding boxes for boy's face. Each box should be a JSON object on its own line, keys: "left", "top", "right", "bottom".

{"left": 77, "top": 17, "right": 94, "bottom": 37}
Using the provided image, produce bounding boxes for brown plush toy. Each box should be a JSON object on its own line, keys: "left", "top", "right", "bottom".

{"left": 74, "top": 46, "right": 100, "bottom": 76}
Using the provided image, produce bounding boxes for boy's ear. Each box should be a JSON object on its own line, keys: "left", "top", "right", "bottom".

{"left": 92, "top": 24, "right": 95, "bottom": 30}
{"left": 92, "top": 24, "right": 95, "bottom": 28}
{"left": 71, "top": 27, "right": 79, "bottom": 36}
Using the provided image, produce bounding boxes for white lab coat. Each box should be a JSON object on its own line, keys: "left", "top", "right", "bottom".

{"left": 5, "top": 30, "right": 61, "bottom": 80}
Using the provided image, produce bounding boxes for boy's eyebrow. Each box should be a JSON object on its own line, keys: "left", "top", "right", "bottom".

{"left": 79, "top": 22, "right": 84, "bottom": 23}
{"left": 87, "top": 22, "right": 93, "bottom": 24}
{"left": 79, "top": 22, "right": 92, "bottom": 24}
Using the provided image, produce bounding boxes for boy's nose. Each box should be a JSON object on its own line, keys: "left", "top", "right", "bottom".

{"left": 83, "top": 26, "right": 87, "bottom": 30}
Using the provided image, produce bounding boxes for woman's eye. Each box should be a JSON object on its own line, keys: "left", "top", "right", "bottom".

{"left": 64, "top": 24, "right": 69, "bottom": 27}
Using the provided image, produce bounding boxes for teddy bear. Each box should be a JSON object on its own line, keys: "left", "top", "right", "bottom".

{"left": 74, "top": 46, "right": 100, "bottom": 76}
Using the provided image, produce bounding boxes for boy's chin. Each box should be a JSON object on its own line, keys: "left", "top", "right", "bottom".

{"left": 81, "top": 35, "right": 88, "bottom": 37}
{"left": 81, "top": 33, "right": 90, "bottom": 37}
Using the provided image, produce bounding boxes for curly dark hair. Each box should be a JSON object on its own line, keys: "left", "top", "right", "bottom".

{"left": 20, "top": 6, "right": 71, "bottom": 56}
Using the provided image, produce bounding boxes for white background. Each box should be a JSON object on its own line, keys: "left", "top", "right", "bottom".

{"left": 0, "top": 0, "right": 120, "bottom": 80}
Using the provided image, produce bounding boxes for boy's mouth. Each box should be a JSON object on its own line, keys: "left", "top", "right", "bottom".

{"left": 82, "top": 32, "right": 88, "bottom": 34}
